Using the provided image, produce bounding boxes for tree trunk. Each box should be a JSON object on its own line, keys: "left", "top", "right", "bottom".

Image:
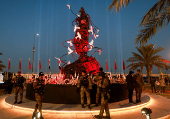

{"left": 147, "top": 66, "right": 150, "bottom": 83}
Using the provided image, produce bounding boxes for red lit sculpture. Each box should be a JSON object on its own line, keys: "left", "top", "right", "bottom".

{"left": 58, "top": 7, "right": 102, "bottom": 76}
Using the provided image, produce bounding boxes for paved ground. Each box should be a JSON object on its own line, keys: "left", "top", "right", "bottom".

{"left": 0, "top": 92, "right": 169, "bottom": 119}
{"left": 5, "top": 92, "right": 150, "bottom": 112}
{"left": 0, "top": 86, "right": 170, "bottom": 119}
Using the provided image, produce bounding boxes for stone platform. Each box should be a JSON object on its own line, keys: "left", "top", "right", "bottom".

{"left": 5, "top": 92, "right": 149, "bottom": 114}
{"left": 1, "top": 92, "right": 170, "bottom": 119}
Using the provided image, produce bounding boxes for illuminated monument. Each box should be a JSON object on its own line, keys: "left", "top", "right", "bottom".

{"left": 58, "top": 7, "right": 102, "bottom": 75}
{"left": 25, "top": 6, "right": 128, "bottom": 104}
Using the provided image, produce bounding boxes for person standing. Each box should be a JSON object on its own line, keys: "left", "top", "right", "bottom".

{"left": 155, "top": 78, "right": 160, "bottom": 93}
{"left": 160, "top": 74, "right": 166, "bottom": 94}
{"left": 126, "top": 71, "right": 135, "bottom": 104}
{"left": 95, "top": 71, "right": 111, "bottom": 119}
{"left": 12, "top": 71, "right": 26, "bottom": 104}
{"left": 150, "top": 78, "right": 157, "bottom": 93}
{"left": 6, "top": 75, "right": 13, "bottom": 95}
{"left": 77, "top": 70, "right": 92, "bottom": 109}
{"left": 33, "top": 72, "right": 46, "bottom": 115}
{"left": 94, "top": 67, "right": 107, "bottom": 107}
{"left": 133, "top": 69, "right": 144, "bottom": 103}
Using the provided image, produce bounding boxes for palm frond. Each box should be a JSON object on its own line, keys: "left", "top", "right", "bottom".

{"left": 135, "top": 9, "right": 170, "bottom": 44}
{"left": 151, "top": 47, "right": 164, "bottom": 55}
{"left": 150, "top": 55, "right": 162, "bottom": 61}
{"left": 126, "top": 62, "right": 142, "bottom": 70}
{"left": 131, "top": 52, "right": 144, "bottom": 61}
{"left": 136, "top": 46, "right": 145, "bottom": 56}
{"left": 0, "top": 67, "right": 3, "bottom": 72}
{"left": 140, "top": 0, "right": 169, "bottom": 26}
{"left": 154, "top": 62, "right": 170, "bottom": 70}
{"left": 108, "top": 0, "right": 133, "bottom": 13}
{"left": 0, "top": 64, "right": 6, "bottom": 68}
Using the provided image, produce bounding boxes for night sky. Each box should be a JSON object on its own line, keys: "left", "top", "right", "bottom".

{"left": 0, "top": 0, "right": 170, "bottom": 74}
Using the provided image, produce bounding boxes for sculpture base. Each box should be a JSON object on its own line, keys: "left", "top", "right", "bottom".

{"left": 26, "top": 83, "right": 128, "bottom": 104}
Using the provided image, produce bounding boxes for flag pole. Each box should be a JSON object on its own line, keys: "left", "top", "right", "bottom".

{"left": 7, "top": 58, "right": 9, "bottom": 81}
{"left": 48, "top": 67, "right": 49, "bottom": 77}
{"left": 48, "top": 58, "right": 50, "bottom": 78}
{"left": 115, "top": 59, "right": 116, "bottom": 75}
{"left": 123, "top": 59, "right": 125, "bottom": 75}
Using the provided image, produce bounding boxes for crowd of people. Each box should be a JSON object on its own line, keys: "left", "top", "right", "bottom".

{"left": 150, "top": 74, "right": 167, "bottom": 94}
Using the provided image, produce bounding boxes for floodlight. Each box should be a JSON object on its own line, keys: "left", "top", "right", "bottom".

{"left": 32, "top": 112, "right": 41, "bottom": 119}
{"left": 141, "top": 108, "right": 152, "bottom": 119}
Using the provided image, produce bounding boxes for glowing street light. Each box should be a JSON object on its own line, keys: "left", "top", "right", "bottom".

{"left": 32, "top": 34, "right": 39, "bottom": 74}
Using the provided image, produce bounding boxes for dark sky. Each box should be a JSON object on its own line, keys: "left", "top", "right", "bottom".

{"left": 0, "top": 0, "right": 170, "bottom": 74}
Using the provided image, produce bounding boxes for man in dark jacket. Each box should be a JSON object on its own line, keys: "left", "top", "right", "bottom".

{"left": 126, "top": 71, "right": 134, "bottom": 104}
{"left": 5, "top": 75, "right": 13, "bottom": 95}
{"left": 150, "top": 78, "right": 156, "bottom": 93}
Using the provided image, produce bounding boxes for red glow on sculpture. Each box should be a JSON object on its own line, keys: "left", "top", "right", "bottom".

{"left": 59, "top": 7, "right": 101, "bottom": 75}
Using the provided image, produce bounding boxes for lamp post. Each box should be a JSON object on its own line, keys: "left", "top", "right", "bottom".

{"left": 32, "top": 34, "right": 39, "bottom": 75}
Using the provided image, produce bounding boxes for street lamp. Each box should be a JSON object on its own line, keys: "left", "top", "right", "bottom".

{"left": 32, "top": 34, "right": 39, "bottom": 74}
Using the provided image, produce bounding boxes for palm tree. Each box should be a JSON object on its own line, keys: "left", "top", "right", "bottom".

{"left": 108, "top": 0, "right": 170, "bottom": 44}
{"left": 126, "top": 44, "right": 170, "bottom": 82}
{"left": 0, "top": 53, "right": 6, "bottom": 71}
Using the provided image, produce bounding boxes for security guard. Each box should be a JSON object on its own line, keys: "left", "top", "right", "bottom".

{"left": 33, "top": 72, "right": 46, "bottom": 115}
{"left": 12, "top": 71, "right": 26, "bottom": 104}
{"left": 95, "top": 70, "right": 111, "bottom": 119}
{"left": 94, "top": 67, "right": 107, "bottom": 106}
{"left": 133, "top": 69, "right": 144, "bottom": 103}
{"left": 77, "top": 70, "right": 92, "bottom": 109}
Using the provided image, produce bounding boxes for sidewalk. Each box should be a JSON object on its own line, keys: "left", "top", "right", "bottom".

{"left": 0, "top": 92, "right": 170, "bottom": 119}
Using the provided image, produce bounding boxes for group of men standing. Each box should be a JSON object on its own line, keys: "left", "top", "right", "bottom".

{"left": 12, "top": 68, "right": 110, "bottom": 119}
{"left": 126, "top": 69, "right": 144, "bottom": 104}
{"left": 10, "top": 68, "right": 144, "bottom": 119}
{"left": 11, "top": 71, "right": 45, "bottom": 119}
{"left": 77, "top": 67, "right": 111, "bottom": 119}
